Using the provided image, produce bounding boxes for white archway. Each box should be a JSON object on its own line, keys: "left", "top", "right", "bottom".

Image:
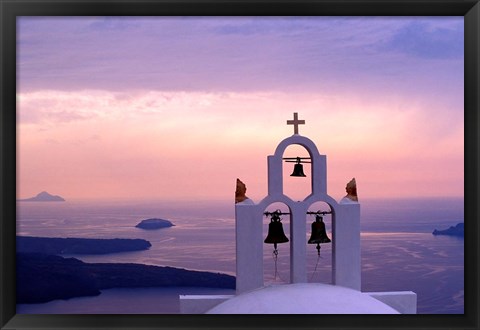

{"left": 235, "top": 131, "right": 360, "bottom": 293}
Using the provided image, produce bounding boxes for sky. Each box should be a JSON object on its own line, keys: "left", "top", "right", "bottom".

{"left": 16, "top": 16, "right": 464, "bottom": 202}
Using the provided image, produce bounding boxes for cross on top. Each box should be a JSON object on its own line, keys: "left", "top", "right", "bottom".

{"left": 287, "top": 112, "right": 305, "bottom": 135}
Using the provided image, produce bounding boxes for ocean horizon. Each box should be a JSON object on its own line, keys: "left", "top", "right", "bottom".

{"left": 16, "top": 196, "right": 464, "bottom": 314}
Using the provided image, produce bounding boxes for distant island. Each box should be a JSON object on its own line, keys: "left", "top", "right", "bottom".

{"left": 17, "top": 236, "right": 152, "bottom": 255}
{"left": 136, "top": 218, "right": 174, "bottom": 230}
{"left": 17, "top": 252, "right": 235, "bottom": 303}
{"left": 432, "top": 223, "right": 464, "bottom": 237}
{"left": 18, "top": 191, "right": 65, "bottom": 202}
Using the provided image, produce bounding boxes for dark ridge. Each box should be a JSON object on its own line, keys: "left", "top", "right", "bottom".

{"left": 17, "top": 253, "right": 235, "bottom": 304}
{"left": 17, "top": 253, "right": 101, "bottom": 303}
{"left": 432, "top": 223, "right": 464, "bottom": 237}
{"left": 16, "top": 236, "right": 152, "bottom": 255}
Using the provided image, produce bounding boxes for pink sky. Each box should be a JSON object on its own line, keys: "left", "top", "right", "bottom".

{"left": 17, "top": 17, "right": 464, "bottom": 201}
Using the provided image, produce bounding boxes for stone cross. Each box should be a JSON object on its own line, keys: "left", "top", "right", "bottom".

{"left": 287, "top": 112, "right": 305, "bottom": 135}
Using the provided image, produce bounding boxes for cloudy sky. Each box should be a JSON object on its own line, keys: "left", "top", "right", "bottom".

{"left": 17, "top": 16, "right": 464, "bottom": 201}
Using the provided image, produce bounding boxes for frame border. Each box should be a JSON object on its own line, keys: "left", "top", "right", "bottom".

{"left": 1, "top": 1, "right": 479, "bottom": 329}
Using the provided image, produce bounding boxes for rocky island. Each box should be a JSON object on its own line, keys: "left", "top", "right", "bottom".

{"left": 18, "top": 191, "right": 66, "bottom": 202}
{"left": 17, "top": 252, "right": 235, "bottom": 303}
{"left": 135, "top": 218, "right": 174, "bottom": 230}
{"left": 432, "top": 223, "right": 464, "bottom": 237}
{"left": 17, "top": 236, "right": 152, "bottom": 255}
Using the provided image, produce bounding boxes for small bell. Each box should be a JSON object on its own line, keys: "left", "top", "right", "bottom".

{"left": 264, "top": 211, "right": 289, "bottom": 251}
{"left": 290, "top": 163, "right": 306, "bottom": 177}
{"left": 308, "top": 215, "right": 331, "bottom": 255}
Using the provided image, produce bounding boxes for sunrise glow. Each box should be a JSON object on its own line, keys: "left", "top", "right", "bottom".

{"left": 17, "top": 16, "right": 464, "bottom": 202}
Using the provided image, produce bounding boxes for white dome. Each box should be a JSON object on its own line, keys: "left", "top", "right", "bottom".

{"left": 207, "top": 283, "right": 400, "bottom": 314}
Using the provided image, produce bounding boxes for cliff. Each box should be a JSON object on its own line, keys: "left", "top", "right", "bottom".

{"left": 17, "top": 253, "right": 235, "bottom": 304}
{"left": 17, "top": 253, "right": 101, "bottom": 303}
{"left": 432, "top": 223, "right": 464, "bottom": 237}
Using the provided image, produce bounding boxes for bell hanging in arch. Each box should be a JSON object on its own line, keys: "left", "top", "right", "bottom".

{"left": 290, "top": 163, "right": 306, "bottom": 177}
{"left": 308, "top": 215, "right": 331, "bottom": 255}
{"left": 264, "top": 211, "right": 289, "bottom": 251}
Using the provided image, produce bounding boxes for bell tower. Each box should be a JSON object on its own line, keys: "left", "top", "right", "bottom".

{"left": 180, "top": 112, "right": 416, "bottom": 314}
{"left": 235, "top": 113, "right": 361, "bottom": 293}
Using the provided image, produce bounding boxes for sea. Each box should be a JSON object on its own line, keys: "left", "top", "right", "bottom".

{"left": 16, "top": 197, "right": 464, "bottom": 314}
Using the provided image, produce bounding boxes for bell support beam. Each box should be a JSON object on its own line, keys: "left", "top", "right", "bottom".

{"left": 267, "top": 155, "right": 283, "bottom": 196}
{"left": 311, "top": 154, "right": 327, "bottom": 195}
{"left": 289, "top": 203, "right": 308, "bottom": 283}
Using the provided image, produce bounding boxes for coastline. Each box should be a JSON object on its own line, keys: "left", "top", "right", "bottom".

{"left": 17, "top": 252, "right": 235, "bottom": 304}
{"left": 17, "top": 236, "right": 152, "bottom": 255}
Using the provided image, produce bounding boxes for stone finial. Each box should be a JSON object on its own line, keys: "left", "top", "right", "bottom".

{"left": 344, "top": 178, "right": 358, "bottom": 202}
{"left": 235, "top": 178, "right": 249, "bottom": 204}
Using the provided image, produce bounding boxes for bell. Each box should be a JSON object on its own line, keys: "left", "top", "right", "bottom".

{"left": 308, "top": 215, "right": 331, "bottom": 256}
{"left": 290, "top": 163, "right": 306, "bottom": 177}
{"left": 308, "top": 214, "right": 331, "bottom": 257}
{"left": 308, "top": 215, "right": 331, "bottom": 244}
{"left": 264, "top": 213, "right": 289, "bottom": 249}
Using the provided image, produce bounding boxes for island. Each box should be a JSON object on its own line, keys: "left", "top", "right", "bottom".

{"left": 17, "top": 252, "right": 235, "bottom": 303}
{"left": 432, "top": 223, "right": 464, "bottom": 237}
{"left": 17, "top": 236, "right": 152, "bottom": 255}
{"left": 135, "top": 218, "right": 174, "bottom": 230}
{"left": 18, "top": 191, "right": 65, "bottom": 202}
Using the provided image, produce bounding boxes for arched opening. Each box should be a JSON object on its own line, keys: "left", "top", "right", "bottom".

{"left": 263, "top": 202, "right": 291, "bottom": 285}
{"left": 282, "top": 144, "right": 312, "bottom": 202}
{"left": 306, "top": 201, "right": 333, "bottom": 284}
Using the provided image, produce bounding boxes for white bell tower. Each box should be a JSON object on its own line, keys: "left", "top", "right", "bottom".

{"left": 235, "top": 113, "right": 361, "bottom": 293}
{"left": 180, "top": 113, "right": 416, "bottom": 314}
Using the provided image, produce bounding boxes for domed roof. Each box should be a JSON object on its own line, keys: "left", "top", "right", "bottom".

{"left": 207, "top": 283, "right": 399, "bottom": 314}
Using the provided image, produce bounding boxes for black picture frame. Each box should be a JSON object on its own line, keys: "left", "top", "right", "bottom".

{"left": 1, "top": 0, "right": 478, "bottom": 329}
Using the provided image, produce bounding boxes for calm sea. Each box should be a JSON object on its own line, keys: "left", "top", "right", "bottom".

{"left": 16, "top": 197, "right": 464, "bottom": 314}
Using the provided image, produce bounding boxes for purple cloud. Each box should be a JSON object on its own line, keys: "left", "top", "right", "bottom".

{"left": 17, "top": 16, "right": 463, "bottom": 102}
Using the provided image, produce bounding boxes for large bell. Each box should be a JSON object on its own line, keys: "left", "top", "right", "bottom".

{"left": 290, "top": 163, "right": 306, "bottom": 177}
{"left": 308, "top": 215, "right": 331, "bottom": 244}
{"left": 308, "top": 215, "right": 331, "bottom": 256}
{"left": 264, "top": 213, "right": 289, "bottom": 249}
